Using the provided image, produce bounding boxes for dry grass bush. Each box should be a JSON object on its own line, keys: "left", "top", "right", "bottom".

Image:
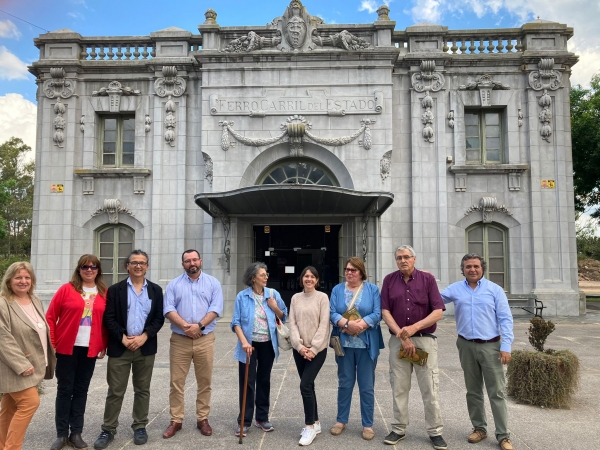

{"left": 507, "top": 318, "right": 580, "bottom": 408}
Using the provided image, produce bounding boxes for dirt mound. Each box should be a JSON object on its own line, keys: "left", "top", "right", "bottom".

{"left": 578, "top": 259, "right": 600, "bottom": 281}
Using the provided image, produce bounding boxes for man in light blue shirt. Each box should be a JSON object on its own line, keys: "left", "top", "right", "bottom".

{"left": 162, "top": 249, "right": 224, "bottom": 439}
{"left": 441, "top": 254, "right": 514, "bottom": 450}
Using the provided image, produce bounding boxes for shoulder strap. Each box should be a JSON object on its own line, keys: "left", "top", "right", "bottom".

{"left": 346, "top": 282, "right": 364, "bottom": 312}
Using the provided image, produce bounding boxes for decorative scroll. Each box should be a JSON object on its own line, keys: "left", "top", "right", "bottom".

{"left": 218, "top": 115, "right": 376, "bottom": 153}
{"left": 538, "top": 90, "right": 552, "bottom": 142}
{"left": 411, "top": 60, "right": 445, "bottom": 93}
{"left": 362, "top": 202, "right": 378, "bottom": 262}
{"left": 53, "top": 99, "right": 66, "bottom": 148}
{"left": 164, "top": 96, "right": 176, "bottom": 147}
{"left": 464, "top": 197, "right": 512, "bottom": 223}
{"left": 43, "top": 67, "right": 76, "bottom": 99}
{"left": 155, "top": 66, "right": 186, "bottom": 97}
{"left": 223, "top": 31, "right": 282, "bottom": 52}
{"left": 380, "top": 150, "right": 391, "bottom": 181}
{"left": 421, "top": 92, "right": 434, "bottom": 143}
{"left": 528, "top": 58, "right": 562, "bottom": 91}
{"left": 447, "top": 110, "right": 454, "bottom": 129}
{"left": 144, "top": 114, "right": 151, "bottom": 133}
{"left": 209, "top": 202, "right": 231, "bottom": 273}
{"left": 458, "top": 74, "right": 510, "bottom": 107}
{"left": 80, "top": 115, "right": 85, "bottom": 133}
{"left": 203, "top": 152, "right": 213, "bottom": 187}
{"left": 91, "top": 198, "right": 134, "bottom": 224}
{"left": 311, "top": 29, "right": 370, "bottom": 50}
{"left": 92, "top": 81, "right": 141, "bottom": 113}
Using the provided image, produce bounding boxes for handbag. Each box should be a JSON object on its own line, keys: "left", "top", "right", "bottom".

{"left": 398, "top": 347, "right": 429, "bottom": 366}
{"left": 341, "top": 283, "right": 365, "bottom": 335}
{"left": 271, "top": 289, "right": 292, "bottom": 351}
{"left": 329, "top": 283, "right": 365, "bottom": 356}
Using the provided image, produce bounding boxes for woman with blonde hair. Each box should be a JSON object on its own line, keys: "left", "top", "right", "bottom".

{"left": 46, "top": 255, "right": 108, "bottom": 450}
{"left": 0, "top": 261, "right": 56, "bottom": 450}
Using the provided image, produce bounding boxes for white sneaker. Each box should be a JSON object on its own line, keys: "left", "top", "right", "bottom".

{"left": 299, "top": 427, "right": 317, "bottom": 446}
{"left": 314, "top": 422, "right": 321, "bottom": 435}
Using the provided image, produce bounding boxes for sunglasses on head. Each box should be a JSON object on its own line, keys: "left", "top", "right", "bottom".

{"left": 80, "top": 265, "right": 98, "bottom": 271}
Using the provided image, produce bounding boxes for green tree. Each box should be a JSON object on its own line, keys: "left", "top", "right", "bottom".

{"left": 571, "top": 74, "right": 600, "bottom": 216}
{"left": 0, "top": 138, "right": 35, "bottom": 256}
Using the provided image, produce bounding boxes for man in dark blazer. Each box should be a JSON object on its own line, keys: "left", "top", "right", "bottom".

{"left": 93, "top": 250, "right": 164, "bottom": 448}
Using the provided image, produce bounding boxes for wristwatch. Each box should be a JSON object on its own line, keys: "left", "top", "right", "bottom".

{"left": 344, "top": 320, "right": 349, "bottom": 329}
{"left": 199, "top": 322, "right": 206, "bottom": 331}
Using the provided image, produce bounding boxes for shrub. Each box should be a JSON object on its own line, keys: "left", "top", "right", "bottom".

{"left": 0, "top": 254, "right": 29, "bottom": 280}
{"left": 528, "top": 317, "right": 555, "bottom": 352}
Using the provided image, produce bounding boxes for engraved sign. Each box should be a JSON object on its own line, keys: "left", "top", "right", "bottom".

{"left": 210, "top": 90, "right": 383, "bottom": 116}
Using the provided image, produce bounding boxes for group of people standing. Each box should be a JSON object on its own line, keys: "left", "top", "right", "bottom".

{"left": 0, "top": 245, "right": 514, "bottom": 450}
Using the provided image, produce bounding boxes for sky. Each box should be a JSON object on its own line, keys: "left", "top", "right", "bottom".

{"left": 0, "top": 0, "right": 599, "bottom": 157}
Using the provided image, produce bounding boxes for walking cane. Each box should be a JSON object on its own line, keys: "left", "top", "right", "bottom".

{"left": 239, "top": 349, "right": 252, "bottom": 444}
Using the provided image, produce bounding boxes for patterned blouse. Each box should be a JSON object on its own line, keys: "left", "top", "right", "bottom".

{"left": 343, "top": 286, "right": 366, "bottom": 349}
{"left": 252, "top": 292, "right": 270, "bottom": 342}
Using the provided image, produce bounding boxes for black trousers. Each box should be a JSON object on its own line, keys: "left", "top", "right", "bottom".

{"left": 237, "top": 340, "right": 275, "bottom": 426}
{"left": 54, "top": 346, "right": 97, "bottom": 437}
{"left": 293, "top": 348, "right": 327, "bottom": 425}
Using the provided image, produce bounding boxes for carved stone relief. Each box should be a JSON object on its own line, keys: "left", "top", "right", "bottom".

{"left": 218, "top": 115, "right": 376, "bottom": 154}
{"left": 380, "top": 150, "right": 391, "bottom": 181}
{"left": 454, "top": 173, "right": 467, "bottom": 192}
{"left": 53, "top": 99, "right": 66, "bottom": 148}
{"left": 447, "top": 110, "right": 454, "bottom": 129}
{"left": 538, "top": 90, "right": 552, "bottom": 142}
{"left": 203, "top": 152, "right": 213, "bottom": 187}
{"left": 361, "top": 202, "right": 378, "bottom": 262}
{"left": 528, "top": 58, "right": 562, "bottom": 91}
{"left": 80, "top": 115, "right": 85, "bottom": 133}
{"left": 144, "top": 114, "right": 151, "bottom": 133}
{"left": 155, "top": 66, "right": 187, "bottom": 97}
{"left": 133, "top": 177, "right": 145, "bottom": 195}
{"left": 464, "top": 197, "right": 512, "bottom": 223}
{"left": 411, "top": 60, "right": 445, "bottom": 93}
{"left": 209, "top": 202, "right": 231, "bottom": 273}
{"left": 508, "top": 171, "right": 522, "bottom": 191}
{"left": 91, "top": 199, "right": 135, "bottom": 224}
{"left": 458, "top": 74, "right": 510, "bottom": 107}
{"left": 311, "top": 29, "right": 370, "bottom": 50}
{"left": 223, "top": 31, "right": 281, "bottom": 52}
{"left": 518, "top": 109, "right": 523, "bottom": 127}
{"left": 164, "top": 96, "right": 176, "bottom": 147}
{"left": 92, "top": 81, "right": 141, "bottom": 113}
{"left": 43, "top": 67, "right": 76, "bottom": 99}
{"left": 421, "top": 92, "right": 434, "bottom": 143}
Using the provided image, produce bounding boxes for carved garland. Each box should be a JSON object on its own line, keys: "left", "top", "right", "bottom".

{"left": 380, "top": 150, "right": 391, "bottom": 181}
{"left": 43, "top": 67, "right": 76, "bottom": 99}
{"left": 91, "top": 199, "right": 135, "bottom": 224}
{"left": 209, "top": 202, "right": 231, "bottom": 273}
{"left": 464, "top": 197, "right": 512, "bottom": 223}
{"left": 164, "top": 96, "right": 176, "bottom": 147}
{"left": 538, "top": 90, "right": 552, "bottom": 142}
{"left": 53, "top": 99, "right": 66, "bottom": 148}
{"left": 361, "top": 202, "right": 378, "bottom": 262}
{"left": 203, "top": 152, "right": 214, "bottom": 187}
{"left": 421, "top": 92, "right": 434, "bottom": 143}
{"left": 144, "top": 114, "right": 152, "bottom": 133}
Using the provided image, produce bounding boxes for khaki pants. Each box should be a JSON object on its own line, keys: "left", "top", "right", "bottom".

{"left": 169, "top": 332, "right": 215, "bottom": 422}
{"left": 0, "top": 386, "right": 40, "bottom": 450}
{"left": 388, "top": 335, "right": 444, "bottom": 436}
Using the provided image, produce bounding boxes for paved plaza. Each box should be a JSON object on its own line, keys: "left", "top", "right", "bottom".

{"left": 23, "top": 311, "right": 600, "bottom": 450}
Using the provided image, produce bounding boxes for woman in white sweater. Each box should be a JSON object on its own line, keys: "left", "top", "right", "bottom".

{"left": 289, "top": 266, "right": 331, "bottom": 446}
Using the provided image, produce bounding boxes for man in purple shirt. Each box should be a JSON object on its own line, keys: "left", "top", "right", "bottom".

{"left": 381, "top": 245, "right": 447, "bottom": 450}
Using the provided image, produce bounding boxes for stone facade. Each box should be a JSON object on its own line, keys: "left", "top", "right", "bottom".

{"left": 29, "top": 2, "right": 580, "bottom": 316}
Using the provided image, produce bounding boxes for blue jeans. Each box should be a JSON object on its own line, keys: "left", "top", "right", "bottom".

{"left": 55, "top": 347, "right": 97, "bottom": 437}
{"left": 335, "top": 347, "right": 377, "bottom": 427}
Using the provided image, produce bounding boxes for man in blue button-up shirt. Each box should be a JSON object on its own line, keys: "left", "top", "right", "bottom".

{"left": 441, "top": 254, "right": 515, "bottom": 450}
{"left": 95, "top": 250, "right": 165, "bottom": 448}
{"left": 162, "top": 249, "right": 224, "bottom": 439}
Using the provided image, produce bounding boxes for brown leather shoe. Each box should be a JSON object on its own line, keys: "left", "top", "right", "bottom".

{"left": 499, "top": 438, "right": 514, "bottom": 450}
{"left": 163, "top": 421, "right": 182, "bottom": 439}
{"left": 197, "top": 419, "right": 213, "bottom": 436}
{"left": 468, "top": 428, "right": 488, "bottom": 443}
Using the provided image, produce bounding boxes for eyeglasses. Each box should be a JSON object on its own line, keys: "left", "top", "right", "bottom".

{"left": 395, "top": 255, "right": 414, "bottom": 261}
{"left": 183, "top": 258, "right": 201, "bottom": 265}
{"left": 128, "top": 261, "right": 148, "bottom": 267}
{"left": 344, "top": 268, "right": 358, "bottom": 273}
{"left": 80, "top": 265, "right": 98, "bottom": 271}
{"left": 256, "top": 273, "right": 269, "bottom": 278}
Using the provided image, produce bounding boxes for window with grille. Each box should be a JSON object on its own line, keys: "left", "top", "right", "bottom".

{"left": 96, "top": 225, "right": 134, "bottom": 285}
{"left": 465, "top": 110, "right": 503, "bottom": 164}
{"left": 100, "top": 116, "right": 135, "bottom": 167}
{"left": 259, "top": 159, "right": 339, "bottom": 186}
{"left": 466, "top": 223, "right": 507, "bottom": 289}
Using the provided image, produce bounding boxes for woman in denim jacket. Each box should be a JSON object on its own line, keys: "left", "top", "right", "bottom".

{"left": 231, "top": 262, "right": 288, "bottom": 437}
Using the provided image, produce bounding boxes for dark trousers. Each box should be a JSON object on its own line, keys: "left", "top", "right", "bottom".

{"left": 237, "top": 341, "right": 275, "bottom": 426}
{"left": 55, "top": 346, "right": 97, "bottom": 437}
{"left": 293, "top": 348, "right": 327, "bottom": 425}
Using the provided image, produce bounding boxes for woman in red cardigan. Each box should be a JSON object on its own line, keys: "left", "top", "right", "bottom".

{"left": 46, "top": 254, "right": 109, "bottom": 450}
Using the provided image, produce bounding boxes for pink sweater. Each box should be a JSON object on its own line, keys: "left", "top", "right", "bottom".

{"left": 289, "top": 290, "right": 330, "bottom": 355}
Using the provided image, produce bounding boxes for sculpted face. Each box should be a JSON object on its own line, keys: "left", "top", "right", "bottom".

{"left": 286, "top": 16, "right": 306, "bottom": 48}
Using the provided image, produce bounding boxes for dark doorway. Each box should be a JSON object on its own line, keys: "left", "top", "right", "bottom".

{"left": 254, "top": 224, "right": 341, "bottom": 306}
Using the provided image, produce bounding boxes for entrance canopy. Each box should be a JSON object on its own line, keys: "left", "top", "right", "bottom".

{"left": 195, "top": 185, "right": 394, "bottom": 218}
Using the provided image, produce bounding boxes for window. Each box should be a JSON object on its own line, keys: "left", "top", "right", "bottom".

{"left": 466, "top": 223, "right": 507, "bottom": 289}
{"left": 101, "top": 116, "right": 135, "bottom": 167}
{"left": 96, "top": 225, "right": 134, "bottom": 285}
{"left": 465, "top": 110, "right": 502, "bottom": 164}
{"left": 259, "top": 159, "right": 339, "bottom": 186}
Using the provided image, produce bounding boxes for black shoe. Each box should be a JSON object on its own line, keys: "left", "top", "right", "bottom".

{"left": 50, "top": 437, "right": 68, "bottom": 450}
{"left": 69, "top": 433, "right": 88, "bottom": 449}
{"left": 384, "top": 431, "right": 406, "bottom": 445}
{"left": 430, "top": 435, "right": 448, "bottom": 450}
{"left": 133, "top": 428, "right": 148, "bottom": 445}
{"left": 93, "top": 430, "right": 114, "bottom": 449}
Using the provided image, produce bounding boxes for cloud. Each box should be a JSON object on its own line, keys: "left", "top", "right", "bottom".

{"left": 67, "top": 11, "right": 85, "bottom": 20}
{"left": 0, "top": 20, "right": 21, "bottom": 39}
{"left": 0, "top": 46, "right": 29, "bottom": 80}
{"left": 0, "top": 94, "right": 37, "bottom": 163}
{"left": 409, "top": 0, "right": 442, "bottom": 22}
{"left": 359, "top": 0, "right": 379, "bottom": 14}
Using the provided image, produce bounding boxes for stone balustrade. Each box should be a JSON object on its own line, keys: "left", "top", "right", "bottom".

{"left": 443, "top": 30, "right": 524, "bottom": 54}
{"left": 79, "top": 38, "right": 156, "bottom": 60}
